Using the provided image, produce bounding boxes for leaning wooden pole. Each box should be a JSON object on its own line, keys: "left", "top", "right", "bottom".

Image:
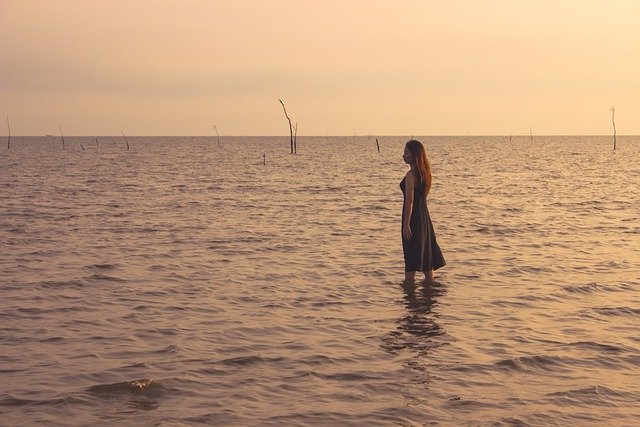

{"left": 611, "top": 106, "right": 616, "bottom": 150}
{"left": 6, "top": 116, "right": 10, "bottom": 149}
{"left": 59, "top": 125, "right": 65, "bottom": 149}
{"left": 121, "top": 130, "right": 130, "bottom": 150}
{"left": 375, "top": 138, "right": 380, "bottom": 153}
{"left": 278, "top": 99, "right": 294, "bottom": 154}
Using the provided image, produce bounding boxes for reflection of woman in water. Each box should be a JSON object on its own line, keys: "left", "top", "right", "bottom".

{"left": 401, "top": 140, "right": 446, "bottom": 282}
{"left": 380, "top": 281, "right": 447, "bottom": 355}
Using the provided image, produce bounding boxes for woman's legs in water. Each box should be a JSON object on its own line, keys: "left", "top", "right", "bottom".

{"left": 405, "top": 271, "right": 434, "bottom": 283}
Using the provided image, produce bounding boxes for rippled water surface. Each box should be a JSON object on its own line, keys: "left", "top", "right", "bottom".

{"left": 1, "top": 136, "right": 639, "bottom": 425}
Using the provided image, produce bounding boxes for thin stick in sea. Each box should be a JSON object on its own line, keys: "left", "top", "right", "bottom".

{"left": 213, "top": 125, "right": 220, "bottom": 147}
{"left": 375, "top": 138, "right": 380, "bottom": 153}
{"left": 278, "top": 99, "right": 295, "bottom": 154}
{"left": 611, "top": 106, "right": 616, "bottom": 150}
{"left": 59, "top": 125, "right": 65, "bottom": 149}
{"left": 293, "top": 122, "right": 298, "bottom": 154}
{"left": 6, "top": 116, "right": 10, "bottom": 150}
{"left": 121, "top": 130, "right": 130, "bottom": 150}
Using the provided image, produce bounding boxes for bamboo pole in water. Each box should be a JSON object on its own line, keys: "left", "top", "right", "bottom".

{"left": 213, "top": 125, "right": 220, "bottom": 147}
{"left": 121, "top": 130, "right": 130, "bottom": 150}
{"left": 375, "top": 138, "right": 380, "bottom": 153}
{"left": 6, "top": 116, "right": 10, "bottom": 149}
{"left": 95, "top": 138, "right": 99, "bottom": 148}
{"left": 278, "top": 99, "right": 294, "bottom": 154}
{"left": 293, "top": 122, "right": 298, "bottom": 154}
{"left": 59, "top": 125, "right": 65, "bottom": 149}
{"left": 611, "top": 106, "right": 617, "bottom": 150}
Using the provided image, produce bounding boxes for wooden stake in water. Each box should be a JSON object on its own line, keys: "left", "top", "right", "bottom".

{"left": 263, "top": 152, "right": 266, "bottom": 166}
{"left": 59, "top": 125, "right": 65, "bottom": 149}
{"left": 375, "top": 138, "right": 380, "bottom": 153}
{"left": 121, "top": 130, "right": 130, "bottom": 150}
{"left": 213, "top": 125, "right": 220, "bottom": 147}
{"left": 6, "top": 116, "right": 10, "bottom": 150}
{"left": 530, "top": 126, "right": 533, "bottom": 141}
{"left": 80, "top": 144, "right": 85, "bottom": 151}
{"left": 611, "top": 106, "right": 616, "bottom": 150}
{"left": 293, "top": 122, "right": 298, "bottom": 154}
{"left": 278, "top": 99, "right": 295, "bottom": 154}
{"left": 95, "top": 138, "right": 99, "bottom": 148}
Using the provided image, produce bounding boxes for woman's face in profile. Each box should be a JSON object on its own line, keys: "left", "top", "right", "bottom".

{"left": 403, "top": 146, "right": 413, "bottom": 164}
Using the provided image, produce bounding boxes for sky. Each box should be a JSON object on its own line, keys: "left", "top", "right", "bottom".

{"left": 1, "top": 0, "right": 639, "bottom": 136}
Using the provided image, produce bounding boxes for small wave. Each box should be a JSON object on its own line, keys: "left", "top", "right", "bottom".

{"left": 299, "top": 185, "right": 344, "bottom": 193}
{"left": 86, "top": 274, "right": 125, "bottom": 282}
{"left": 562, "top": 341, "right": 626, "bottom": 353}
{"left": 494, "top": 354, "right": 572, "bottom": 373}
{"left": 492, "top": 299, "right": 533, "bottom": 308}
{"left": 307, "top": 371, "right": 386, "bottom": 381}
{"left": 17, "top": 306, "right": 83, "bottom": 315}
{"left": 0, "top": 394, "right": 86, "bottom": 407}
{"left": 39, "top": 336, "right": 64, "bottom": 343}
{"left": 38, "top": 279, "right": 84, "bottom": 288}
{"left": 545, "top": 385, "right": 636, "bottom": 406}
{"left": 502, "top": 265, "right": 554, "bottom": 276}
{"left": 473, "top": 224, "right": 527, "bottom": 236}
{"left": 0, "top": 396, "right": 36, "bottom": 407}
{"left": 561, "top": 283, "right": 605, "bottom": 294}
{"left": 592, "top": 306, "right": 640, "bottom": 317}
{"left": 27, "top": 250, "right": 49, "bottom": 256}
{"left": 85, "top": 263, "right": 118, "bottom": 270}
{"left": 557, "top": 282, "right": 631, "bottom": 296}
{"left": 219, "top": 355, "right": 286, "bottom": 366}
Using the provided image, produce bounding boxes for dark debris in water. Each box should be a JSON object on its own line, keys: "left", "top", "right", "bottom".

{"left": 87, "top": 379, "right": 165, "bottom": 396}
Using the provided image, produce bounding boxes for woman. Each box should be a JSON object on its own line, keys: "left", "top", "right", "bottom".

{"left": 401, "top": 139, "right": 446, "bottom": 282}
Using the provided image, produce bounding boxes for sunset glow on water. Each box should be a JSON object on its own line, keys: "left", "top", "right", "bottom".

{"left": 1, "top": 136, "right": 638, "bottom": 425}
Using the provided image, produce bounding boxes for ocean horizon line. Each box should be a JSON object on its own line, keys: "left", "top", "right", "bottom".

{"left": 2, "top": 134, "right": 636, "bottom": 138}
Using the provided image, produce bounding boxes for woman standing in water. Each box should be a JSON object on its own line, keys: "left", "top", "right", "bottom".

{"left": 401, "top": 139, "right": 446, "bottom": 282}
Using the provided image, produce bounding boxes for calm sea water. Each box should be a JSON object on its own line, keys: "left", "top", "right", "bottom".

{"left": 1, "top": 136, "right": 639, "bottom": 426}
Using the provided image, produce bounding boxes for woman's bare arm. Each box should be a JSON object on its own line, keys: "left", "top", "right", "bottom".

{"left": 403, "top": 172, "right": 415, "bottom": 241}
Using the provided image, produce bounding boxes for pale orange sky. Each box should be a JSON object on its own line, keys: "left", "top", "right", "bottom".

{"left": 1, "top": 0, "right": 639, "bottom": 136}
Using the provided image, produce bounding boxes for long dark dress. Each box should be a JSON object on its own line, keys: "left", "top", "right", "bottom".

{"left": 401, "top": 172, "right": 446, "bottom": 272}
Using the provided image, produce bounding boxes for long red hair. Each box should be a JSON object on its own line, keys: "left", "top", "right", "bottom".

{"left": 406, "top": 139, "right": 432, "bottom": 196}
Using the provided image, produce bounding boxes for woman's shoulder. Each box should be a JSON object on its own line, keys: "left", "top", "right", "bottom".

{"left": 405, "top": 170, "right": 419, "bottom": 181}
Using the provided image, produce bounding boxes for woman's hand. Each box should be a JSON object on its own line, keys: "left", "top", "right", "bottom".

{"left": 403, "top": 223, "right": 412, "bottom": 241}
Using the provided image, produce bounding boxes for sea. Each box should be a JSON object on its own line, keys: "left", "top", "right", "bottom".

{"left": 1, "top": 135, "right": 639, "bottom": 426}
